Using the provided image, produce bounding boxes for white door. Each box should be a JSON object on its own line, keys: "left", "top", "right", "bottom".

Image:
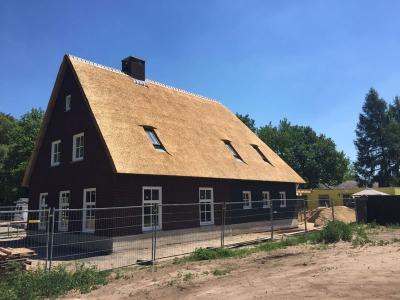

{"left": 38, "top": 193, "right": 48, "bottom": 231}
{"left": 58, "top": 191, "right": 70, "bottom": 232}
{"left": 142, "top": 187, "right": 162, "bottom": 231}
{"left": 199, "top": 188, "right": 214, "bottom": 225}
{"left": 83, "top": 188, "right": 96, "bottom": 233}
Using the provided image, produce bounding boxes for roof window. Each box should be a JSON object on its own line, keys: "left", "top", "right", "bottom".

{"left": 223, "top": 140, "right": 243, "bottom": 162}
{"left": 144, "top": 127, "right": 165, "bottom": 152}
{"left": 252, "top": 144, "right": 272, "bottom": 165}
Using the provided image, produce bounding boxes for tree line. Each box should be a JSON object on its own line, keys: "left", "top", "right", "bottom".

{"left": 0, "top": 109, "right": 44, "bottom": 205}
{"left": 236, "top": 114, "right": 352, "bottom": 189}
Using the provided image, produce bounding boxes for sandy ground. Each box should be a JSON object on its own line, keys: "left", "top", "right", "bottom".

{"left": 66, "top": 229, "right": 400, "bottom": 300}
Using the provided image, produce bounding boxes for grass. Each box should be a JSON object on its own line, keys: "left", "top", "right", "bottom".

{"left": 174, "top": 221, "right": 358, "bottom": 264}
{"left": 174, "top": 231, "right": 323, "bottom": 264}
{"left": 0, "top": 263, "right": 109, "bottom": 300}
{"left": 211, "top": 268, "right": 231, "bottom": 276}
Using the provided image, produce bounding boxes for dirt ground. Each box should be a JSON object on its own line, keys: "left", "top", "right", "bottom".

{"left": 65, "top": 228, "right": 400, "bottom": 300}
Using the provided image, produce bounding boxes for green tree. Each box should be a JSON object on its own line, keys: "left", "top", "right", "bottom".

{"left": 1, "top": 108, "right": 44, "bottom": 205}
{"left": 354, "top": 88, "right": 392, "bottom": 186}
{"left": 258, "top": 119, "right": 350, "bottom": 188}
{"left": 236, "top": 113, "right": 257, "bottom": 133}
{"left": 386, "top": 96, "right": 400, "bottom": 184}
{"left": 0, "top": 113, "right": 18, "bottom": 204}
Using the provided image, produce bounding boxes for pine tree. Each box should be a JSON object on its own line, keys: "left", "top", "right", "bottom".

{"left": 387, "top": 97, "right": 400, "bottom": 184}
{"left": 354, "top": 88, "right": 391, "bottom": 186}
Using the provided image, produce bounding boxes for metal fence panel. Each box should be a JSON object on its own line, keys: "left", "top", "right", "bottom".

{"left": 0, "top": 198, "right": 316, "bottom": 271}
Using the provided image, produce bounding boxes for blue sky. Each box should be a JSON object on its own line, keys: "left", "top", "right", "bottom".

{"left": 1, "top": 1, "right": 400, "bottom": 160}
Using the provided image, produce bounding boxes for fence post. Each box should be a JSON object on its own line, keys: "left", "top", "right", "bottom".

{"left": 48, "top": 207, "right": 55, "bottom": 271}
{"left": 220, "top": 203, "right": 226, "bottom": 248}
{"left": 303, "top": 199, "right": 308, "bottom": 232}
{"left": 270, "top": 200, "right": 274, "bottom": 241}
{"left": 154, "top": 204, "right": 157, "bottom": 262}
{"left": 151, "top": 203, "right": 157, "bottom": 262}
{"left": 45, "top": 208, "right": 51, "bottom": 271}
{"left": 331, "top": 198, "right": 335, "bottom": 221}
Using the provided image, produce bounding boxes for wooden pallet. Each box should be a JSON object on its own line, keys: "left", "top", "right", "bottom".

{"left": 0, "top": 247, "right": 36, "bottom": 273}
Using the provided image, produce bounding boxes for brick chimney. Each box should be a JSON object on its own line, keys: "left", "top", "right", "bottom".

{"left": 121, "top": 56, "right": 145, "bottom": 81}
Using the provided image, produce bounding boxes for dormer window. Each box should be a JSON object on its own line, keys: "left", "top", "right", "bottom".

{"left": 223, "top": 140, "right": 243, "bottom": 162}
{"left": 251, "top": 144, "right": 272, "bottom": 165}
{"left": 144, "top": 127, "right": 165, "bottom": 152}
{"left": 65, "top": 95, "right": 71, "bottom": 111}
{"left": 51, "top": 140, "right": 61, "bottom": 166}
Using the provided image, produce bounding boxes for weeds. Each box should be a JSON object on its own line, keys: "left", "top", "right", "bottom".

{"left": 318, "top": 221, "right": 353, "bottom": 243}
{"left": 0, "top": 263, "right": 109, "bottom": 300}
{"left": 211, "top": 268, "right": 231, "bottom": 276}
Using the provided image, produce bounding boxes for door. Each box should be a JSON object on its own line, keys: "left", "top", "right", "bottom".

{"left": 83, "top": 188, "right": 96, "bottom": 233}
{"left": 58, "top": 191, "right": 70, "bottom": 232}
{"left": 199, "top": 188, "right": 214, "bottom": 225}
{"left": 142, "top": 187, "right": 162, "bottom": 231}
{"left": 38, "top": 193, "right": 48, "bottom": 231}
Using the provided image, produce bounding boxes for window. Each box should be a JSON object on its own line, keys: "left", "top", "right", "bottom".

{"left": 224, "top": 140, "right": 243, "bottom": 161}
{"left": 199, "top": 188, "right": 214, "bottom": 225}
{"left": 262, "top": 191, "right": 271, "bottom": 208}
{"left": 65, "top": 95, "right": 71, "bottom": 111}
{"left": 144, "top": 127, "right": 165, "bottom": 152}
{"left": 72, "top": 133, "right": 84, "bottom": 161}
{"left": 83, "top": 188, "right": 96, "bottom": 233}
{"left": 51, "top": 140, "right": 61, "bottom": 166}
{"left": 58, "top": 191, "right": 70, "bottom": 232}
{"left": 252, "top": 145, "right": 272, "bottom": 164}
{"left": 38, "top": 193, "right": 48, "bottom": 231}
{"left": 279, "top": 191, "right": 287, "bottom": 208}
{"left": 319, "top": 195, "right": 330, "bottom": 207}
{"left": 242, "top": 191, "right": 252, "bottom": 209}
{"left": 142, "top": 187, "right": 162, "bottom": 231}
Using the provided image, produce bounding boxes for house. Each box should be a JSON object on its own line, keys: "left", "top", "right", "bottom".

{"left": 22, "top": 55, "right": 304, "bottom": 236}
{"left": 298, "top": 180, "right": 400, "bottom": 209}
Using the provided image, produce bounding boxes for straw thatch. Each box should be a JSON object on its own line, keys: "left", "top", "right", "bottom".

{"left": 23, "top": 55, "right": 304, "bottom": 186}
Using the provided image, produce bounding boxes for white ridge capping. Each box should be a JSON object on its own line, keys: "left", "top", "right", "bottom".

{"left": 67, "top": 54, "right": 219, "bottom": 103}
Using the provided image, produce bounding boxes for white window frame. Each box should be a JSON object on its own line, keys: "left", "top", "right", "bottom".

{"left": 262, "top": 191, "right": 271, "bottom": 208}
{"left": 199, "top": 187, "right": 214, "bottom": 226}
{"left": 83, "top": 188, "right": 96, "bottom": 233}
{"left": 58, "top": 190, "right": 70, "bottom": 232}
{"left": 142, "top": 186, "right": 162, "bottom": 232}
{"left": 50, "top": 140, "right": 61, "bottom": 166}
{"left": 242, "top": 191, "right": 252, "bottom": 209}
{"left": 65, "top": 94, "right": 71, "bottom": 112}
{"left": 279, "top": 191, "right": 287, "bottom": 208}
{"left": 38, "top": 193, "right": 48, "bottom": 231}
{"left": 72, "top": 132, "right": 84, "bottom": 162}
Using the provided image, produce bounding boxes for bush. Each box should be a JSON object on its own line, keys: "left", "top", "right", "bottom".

{"left": 319, "top": 220, "right": 353, "bottom": 243}
{"left": 0, "top": 263, "right": 109, "bottom": 300}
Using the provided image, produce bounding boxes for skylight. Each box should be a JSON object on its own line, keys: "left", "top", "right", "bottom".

{"left": 223, "top": 140, "right": 243, "bottom": 162}
{"left": 252, "top": 144, "right": 272, "bottom": 165}
{"left": 144, "top": 127, "right": 165, "bottom": 152}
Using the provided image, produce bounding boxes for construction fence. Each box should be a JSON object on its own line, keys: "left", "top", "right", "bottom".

{"left": 0, "top": 198, "right": 351, "bottom": 271}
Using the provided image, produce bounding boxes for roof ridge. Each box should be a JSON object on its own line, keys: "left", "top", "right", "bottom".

{"left": 67, "top": 54, "right": 147, "bottom": 87}
{"left": 67, "top": 54, "right": 219, "bottom": 103}
{"left": 146, "top": 79, "right": 219, "bottom": 103}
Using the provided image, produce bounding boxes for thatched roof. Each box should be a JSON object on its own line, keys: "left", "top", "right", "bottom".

{"left": 23, "top": 55, "right": 304, "bottom": 186}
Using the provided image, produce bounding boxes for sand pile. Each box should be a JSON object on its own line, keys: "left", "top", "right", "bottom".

{"left": 307, "top": 206, "right": 356, "bottom": 227}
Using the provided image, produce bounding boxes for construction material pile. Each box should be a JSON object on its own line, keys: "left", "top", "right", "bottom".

{"left": 0, "top": 247, "right": 35, "bottom": 272}
{"left": 307, "top": 206, "right": 356, "bottom": 227}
